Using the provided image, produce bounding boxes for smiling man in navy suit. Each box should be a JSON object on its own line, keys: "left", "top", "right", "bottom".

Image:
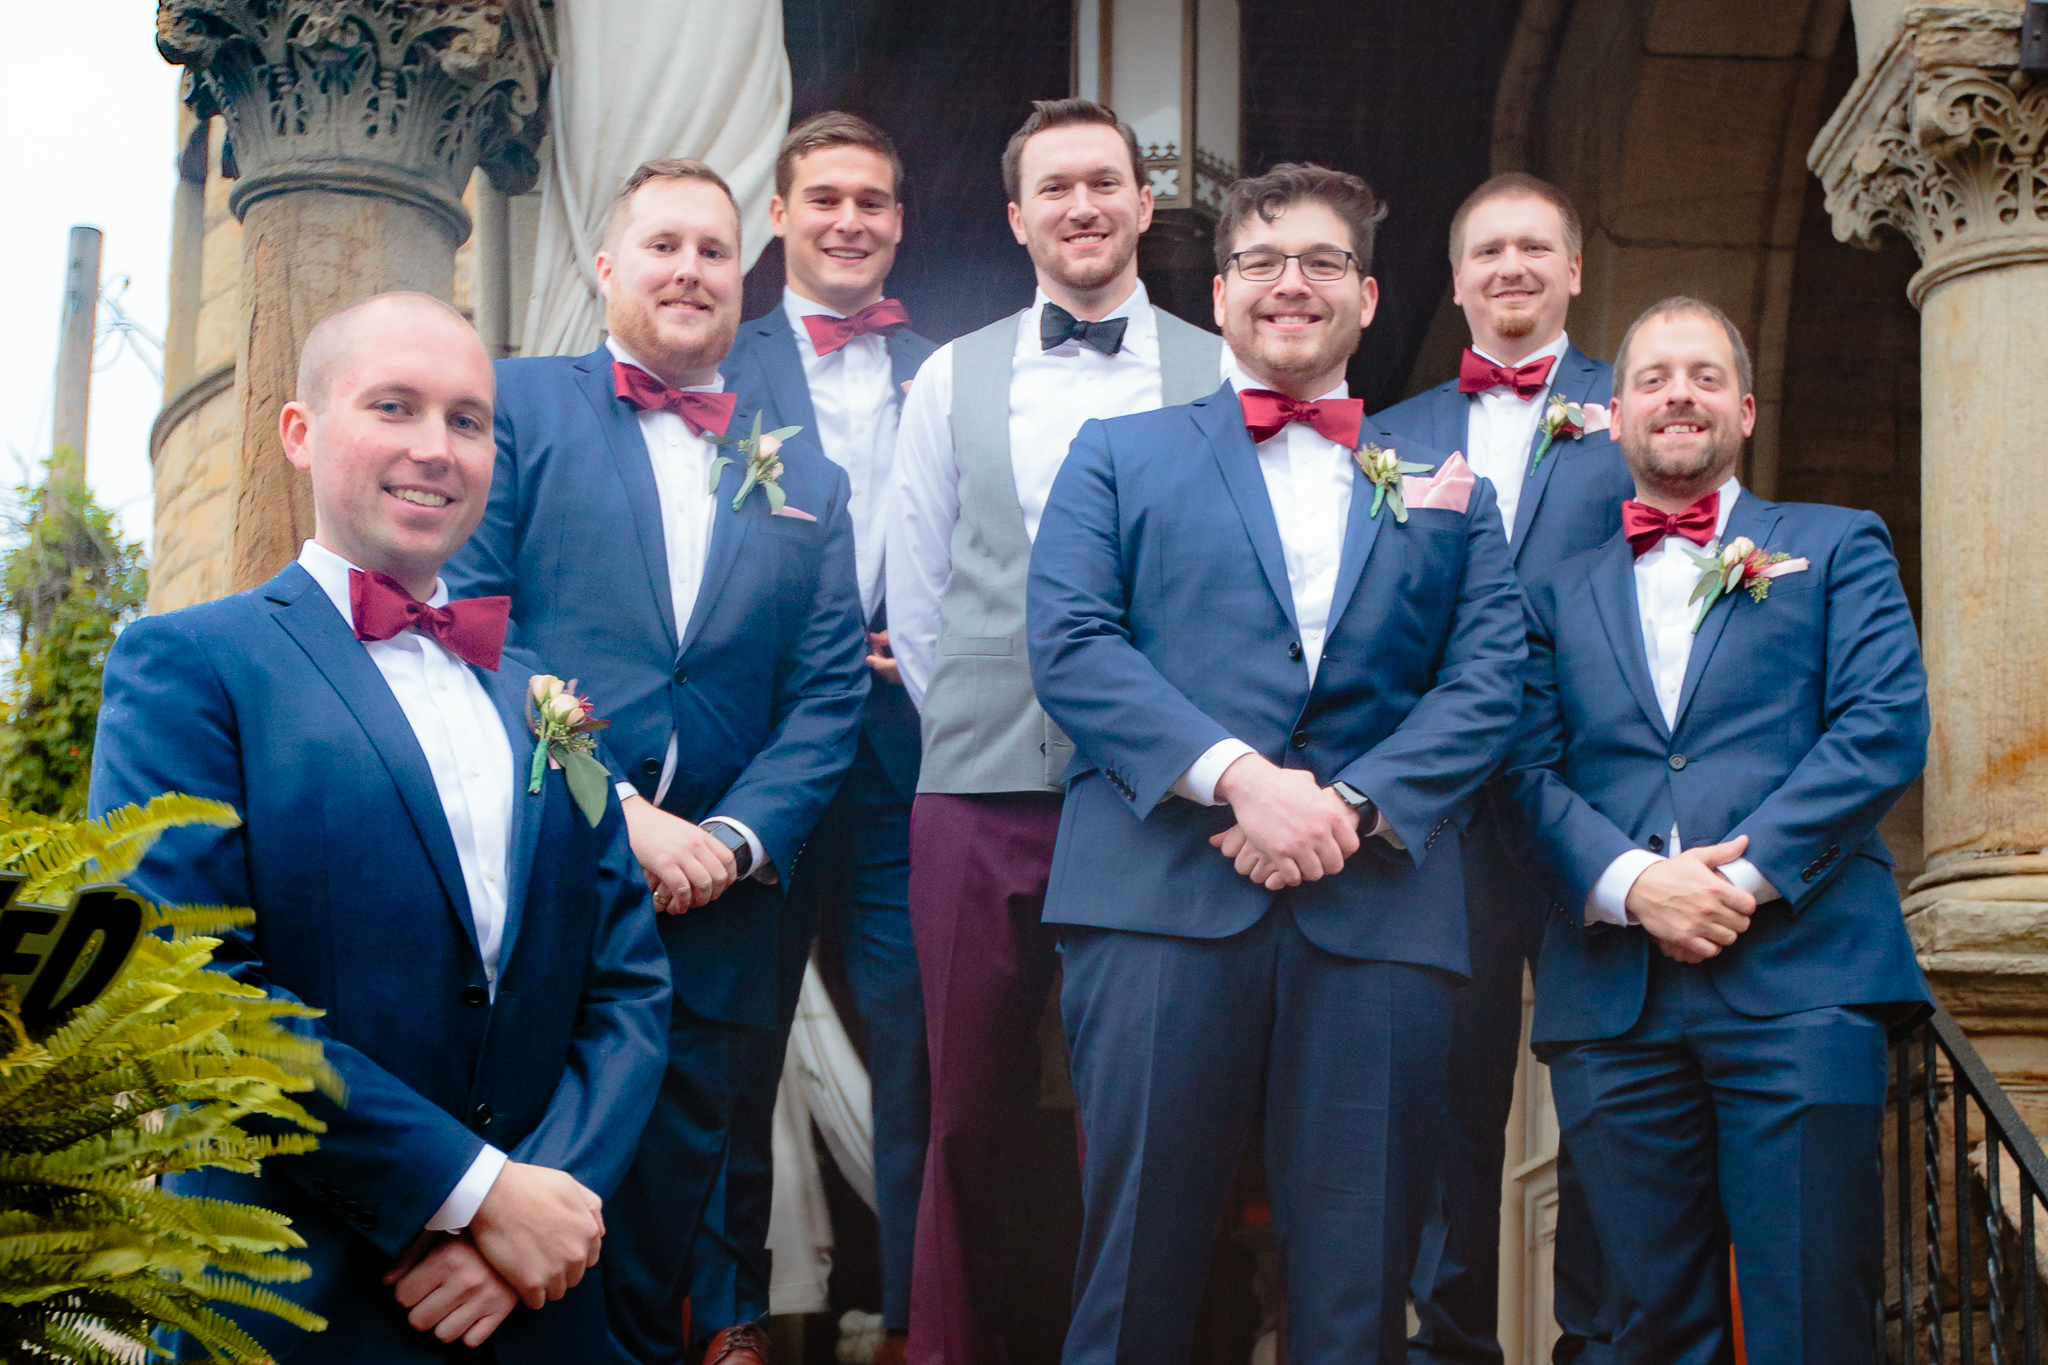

{"left": 443, "top": 160, "right": 870, "bottom": 1365}
{"left": 1376, "top": 173, "right": 1629, "bottom": 1365}
{"left": 1502, "top": 296, "right": 1930, "bottom": 1365}
{"left": 723, "top": 113, "right": 935, "bottom": 1357}
{"left": 90, "top": 292, "right": 671, "bottom": 1362}
{"left": 1028, "top": 164, "right": 1527, "bottom": 1364}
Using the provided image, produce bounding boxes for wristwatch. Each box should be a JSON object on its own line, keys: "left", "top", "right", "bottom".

{"left": 706, "top": 821, "right": 754, "bottom": 879}
{"left": 1330, "top": 781, "right": 1377, "bottom": 829}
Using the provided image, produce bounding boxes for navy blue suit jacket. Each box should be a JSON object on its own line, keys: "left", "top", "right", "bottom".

{"left": 1026, "top": 381, "right": 1528, "bottom": 978}
{"left": 724, "top": 306, "right": 937, "bottom": 803}
{"left": 444, "top": 349, "right": 871, "bottom": 1026}
{"left": 88, "top": 565, "right": 670, "bottom": 1364}
{"left": 1377, "top": 345, "right": 1637, "bottom": 962}
{"left": 1501, "top": 497, "right": 1932, "bottom": 1044}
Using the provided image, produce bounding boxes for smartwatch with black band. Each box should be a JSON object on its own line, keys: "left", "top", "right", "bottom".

{"left": 1330, "top": 781, "right": 1377, "bottom": 830}
{"left": 706, "top": 820, "right": 754, "bottom": 879}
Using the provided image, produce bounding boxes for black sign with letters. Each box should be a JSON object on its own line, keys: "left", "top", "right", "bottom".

{"left": 0, "top": 873, "right": 147, "bottom": 1032}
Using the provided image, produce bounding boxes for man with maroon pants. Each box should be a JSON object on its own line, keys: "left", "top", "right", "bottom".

{"left": 884, "top": 98, "right": 1220, "bottom": 1363}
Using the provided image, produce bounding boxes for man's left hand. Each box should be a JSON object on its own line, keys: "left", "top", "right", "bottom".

{"left": 867, "top": 630, "right": 900, "bottom": 687}
{"left": 385, "top": 1232, "right": 519, "bottom": 1346}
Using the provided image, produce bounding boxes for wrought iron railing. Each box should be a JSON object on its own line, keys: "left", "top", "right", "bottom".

{"left": 1886, "top": 1002, "right": 2048, "bottom": 1363}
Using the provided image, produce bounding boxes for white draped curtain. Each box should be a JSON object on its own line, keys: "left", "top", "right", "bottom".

{"left": 522, "top": 0, "right": 793, "bottom": 357}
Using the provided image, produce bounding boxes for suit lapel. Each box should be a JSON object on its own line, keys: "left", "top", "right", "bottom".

{"left": 478, "top": 664, "right": 545, "bottom": 970}
{"left": 1322, "top": 414, "right": 1389, "bottom": 641}
{"left": 888, "top": 332, "right": 926, "bottom": 391}
{"left": 1194, "top": 385, "right": 1298, "bottom": 634}
{"left": 679, "top": 421, "right": 760, "bottom": 657}
{"left": 574, "top": 350, "right": 678, "bottom": 652}
{"left": 1509, "top": 348, "right": 1602, "bottom": 557}
{"left": 1428, "top": 381, "right": 1469, "bottom": 455}
{"left": 1672, "top": 494, "right": 1782, "bottom": 734}
{"left": 752, "top": 312, "right": 819, "bottom": 432}
{"left": 1586, "top": 536, "right": 1672, "bottom": 742}
{"left": 267, "top": 567, "right": 481, "bottom": 959}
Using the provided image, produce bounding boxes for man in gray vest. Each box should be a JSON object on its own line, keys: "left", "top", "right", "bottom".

{"left": 885, "top": 97, "right": 1221, "bottom": 1365}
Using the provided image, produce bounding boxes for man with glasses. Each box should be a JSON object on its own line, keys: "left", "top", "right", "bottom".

{"left": 885, "top": 97, "right": 1220, "bottom": 1365}
{"left": 1027, "top": 164, "right": 1525, "bottom": 1364}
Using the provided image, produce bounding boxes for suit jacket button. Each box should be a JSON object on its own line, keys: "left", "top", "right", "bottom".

{"left": 672, "top": 665, "right": 688, "bottom": 685}
{"left": 640, "top": 758, "right": 661, "bottom": 777}
{"left": 461, "top": 985, "right": 488, "bottom": 1007}
{"left": 473, "top": 1103, "right": 493, "bottom": 1129}
{"left": 1668, "top": 754, "right": 1687, "bottom": 770}
{"left": 1802, "top": 868, "right": 1817, "bottom": 883}
{"left": 1648, "top": 834, "right": 1664, "bottom": 852}
{"left": 1288, "top": 641, "right": 1303, "bottom": 661}
{"left": 1292, "top": 730, "right": 1310, "bottom": 750}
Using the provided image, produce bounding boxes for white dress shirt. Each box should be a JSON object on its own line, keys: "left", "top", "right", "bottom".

{"left": 1461, "top": 331, "right": 1571, "bottom": 543}
{"left": 887, "top": 280, "right": 1186, "bottom": 708}
{"left": 783, "top": 288, "right": 899, "bottom": 620}
{"left": 296, "top": 540, "right": 511, "bottom": 1231}
{"left": 604, "top": 340, "right": 767, "bottom": 876}
{"left": 1585, "top": 478, "right": 1779, "bottom": 925}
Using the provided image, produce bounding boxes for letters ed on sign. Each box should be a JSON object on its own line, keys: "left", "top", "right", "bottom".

{"left": 0, "top": 873, "right": 147, "bottom": 1031}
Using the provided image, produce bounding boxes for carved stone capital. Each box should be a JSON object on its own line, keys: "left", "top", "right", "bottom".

{"left": 156, "top": 0, "right": 547, "bottom": 244}
{"left": 1810, "top": 5, "right": 2048, "bottom": 306}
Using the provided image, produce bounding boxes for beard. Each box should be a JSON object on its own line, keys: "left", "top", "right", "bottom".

{"left": 1031, "top": 229, "right": 1137, "bottom": 296}
{"left": 607, "top": 291, "right": 736, "bottom": 382}
{"left": 1621, "top": 411, "right": 1743, "bottom": 494}
{"left": 1491, "top": 306, "right": 1537, "bottom": 340}
{"left": 1223, "top": 309, "right": 1357, "bottom": 393}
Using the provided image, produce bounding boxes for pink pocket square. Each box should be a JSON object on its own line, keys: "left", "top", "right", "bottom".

{"left": 1401, "top": 451, "right": 1477, "bottom": 514}
{"left": 772, "top": 505, "right": 818, "bottom": 522}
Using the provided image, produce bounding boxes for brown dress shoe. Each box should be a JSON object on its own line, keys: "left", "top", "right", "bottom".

{"left": 703, "top": 1323, "right": 771, "bottom": 1365}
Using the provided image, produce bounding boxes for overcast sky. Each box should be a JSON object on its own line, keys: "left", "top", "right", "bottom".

{"left": 0, "top": 1, "right": 178, "bottom": 553}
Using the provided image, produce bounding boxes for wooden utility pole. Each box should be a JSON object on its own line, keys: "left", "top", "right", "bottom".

{"left": 50, "top": 226, "right": 102, "bottom": 484}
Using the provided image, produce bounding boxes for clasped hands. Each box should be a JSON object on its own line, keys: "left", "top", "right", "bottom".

{"left": 1206, "top": 755, "right": 1362, "bottom": 890}
{"left": 1625, "top": 834, "right": 1757, "bottom": 964}
{"left": 384, "top": 1161, "right": 604, "bottom": 1346}
{"left": 622, "top": 794, "right": 737, "bottom": 914}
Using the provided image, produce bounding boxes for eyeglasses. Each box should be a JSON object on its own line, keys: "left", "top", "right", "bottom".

{"left": 1226, "top": 250, "right": 1360, "bottom": 283}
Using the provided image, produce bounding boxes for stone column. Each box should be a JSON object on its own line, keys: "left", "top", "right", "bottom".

{"left": 156, "top": 0, "right": 545, "bottom": 594}
{"left": 1811, "top": 5, "right": 2048, "bottom": 1128}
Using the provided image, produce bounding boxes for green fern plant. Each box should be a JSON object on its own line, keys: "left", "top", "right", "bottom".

{"left": 0, "top": 793, "right": 335, "bottom": 1363}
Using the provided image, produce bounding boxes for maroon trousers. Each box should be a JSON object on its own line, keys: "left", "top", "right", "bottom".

{"left": 906, "top": 791, "right": 1067, "bottom": 1365}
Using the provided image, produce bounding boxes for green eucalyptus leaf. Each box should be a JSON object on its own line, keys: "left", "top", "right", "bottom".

{"left": 1391, "top": 488, "right": 1409, "bottom": 524}
{"left": 706, "top": 456, "right": 733, "bottom": 494}
{"left": 560, "top": 749, "right": 611, "bottom": 829}
{"left": 766, "top": 482, "right": 787, "bottom": 512}
{"left": 765, "top": 426, "right": 802, "bottom": 442}
{"left": 1370, "top": 483, "right": 1388, "bottom": 519}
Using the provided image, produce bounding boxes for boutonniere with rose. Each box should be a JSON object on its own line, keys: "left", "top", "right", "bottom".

{"left": 706, "top": 413, "right": 804, "bottom": 513}
{"left": 1681, "top": 536, "right": 1810, "bottom": 633}
{"left": 1355, "top": 443, "right": 1435, "bottom": 523}
{"left": 1529, "top": 395, "right": 1612, "bottom": 475}
{"left": 526, "top": 675, "right": 612, "bottom": 827}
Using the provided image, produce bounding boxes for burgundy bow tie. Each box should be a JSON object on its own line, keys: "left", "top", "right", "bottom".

{"left": 1458, "top": 348, "right": 1557, "bottom": 400}
{"left": 1239, "top": 388, "right": 1365, "bottom": 449}
{"left": 350, "top": 569, "right": 510, "bottom": 671}
{"left": 1622, "top": 492, "right": 1720, "bottom": 558}
{"left": 613, "top": 361, "right": 738, "bottom": 437}
{"left": 802, "top": 298, "right": 910, "bottom": 357}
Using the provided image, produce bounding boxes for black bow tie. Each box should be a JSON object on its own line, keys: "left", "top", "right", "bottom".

{"left": 1040, "top": 303, "right": 1129, "bottom": 356}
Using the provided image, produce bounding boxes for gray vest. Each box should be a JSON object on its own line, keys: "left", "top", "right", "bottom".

{"left": 918, "top": 305, "right": 1223, "bottom": 794}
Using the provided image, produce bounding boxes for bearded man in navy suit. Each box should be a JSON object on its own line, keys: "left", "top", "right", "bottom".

{"left": 1376, "top": 173, "right": 1629, "bottom": 1365}
{"left": 1028, "top": 164, "right": 1527, "bottom": 1364}
{"left": 723, "top": 113, "right": 936, "bottom": 1357}
{"left": 1502, "top": 296, "right": 1930, "bottom": 1364}
{"left": 90, "top": 293, "right": 671, "bottom": 1363}
{"left": 443, "top": 159, "right": 870, "bottom": 1365}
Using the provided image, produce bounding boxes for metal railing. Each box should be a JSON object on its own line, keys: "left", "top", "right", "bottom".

{"left": 1887, "top": 1002, "right": 2048, "bottom": 1363}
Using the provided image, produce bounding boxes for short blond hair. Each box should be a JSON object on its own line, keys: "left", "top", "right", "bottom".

{"left": 603, "top": 158, "right": 741, "bottom": 253}
{"left": 296, "top": 292, "right": 475, "bottom": 409}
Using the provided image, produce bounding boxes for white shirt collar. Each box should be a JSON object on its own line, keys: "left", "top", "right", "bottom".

{"left": 298, "top": 539, "right": 450, "bottom": 623}
{"left": 1470, "top": 331, "right": 1572, "bottom": 389}
{"left": 604, "top": 336, "right": 725, "bottom": 394}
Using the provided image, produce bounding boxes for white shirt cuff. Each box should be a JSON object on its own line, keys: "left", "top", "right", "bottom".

{"left": 1173, "top": 739, "right": 1257, "bottom": 806}
{"left": 1370, "top": 808, "right": 1404, "bottom": 850}
{"left": 1719, "top": 856, "right": 1781, "bottom": 904}
{"left": 1587, "top": 848, "right": 1662, "bottom": 927}
{"left": 615, "top": 781, "right": 639, "bottom": 803}
{"left": 425, "top": 1145, "right": 508, "bottom": 1232}
{"left": 702, "top": 816, "right": 775, "bottom": 882}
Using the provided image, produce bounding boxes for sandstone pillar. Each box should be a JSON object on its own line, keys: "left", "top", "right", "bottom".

{"left": 1811, "top": 5, "right": 2048, "bottom": 1128}
{"left": 155, "top": 0, "right": 544, "bottom": 593}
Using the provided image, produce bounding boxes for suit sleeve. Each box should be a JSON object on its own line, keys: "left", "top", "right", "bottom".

{"left": 1328, "top": 479, "right": 1529, "bottom": 863}
{"left": 1729, "top": 513, "right": 1928, "bottom": 908}
{"left": 506, "top": 785, "right": 670, "bottom": 1198}
{"left": 88, "top": 616, "right": 489, "bottom": 1259}
{"left": 1028, "top": 419, "right": 1237, "bottom": 813}
{"left": 707, "top": 459, "right": 871, "bottom": 875}
{"left": 441, "top": 390, "right": 524, "bottom": 608}
{"left": 1497, "top": 575, "right": 1650, "bottom": 921}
